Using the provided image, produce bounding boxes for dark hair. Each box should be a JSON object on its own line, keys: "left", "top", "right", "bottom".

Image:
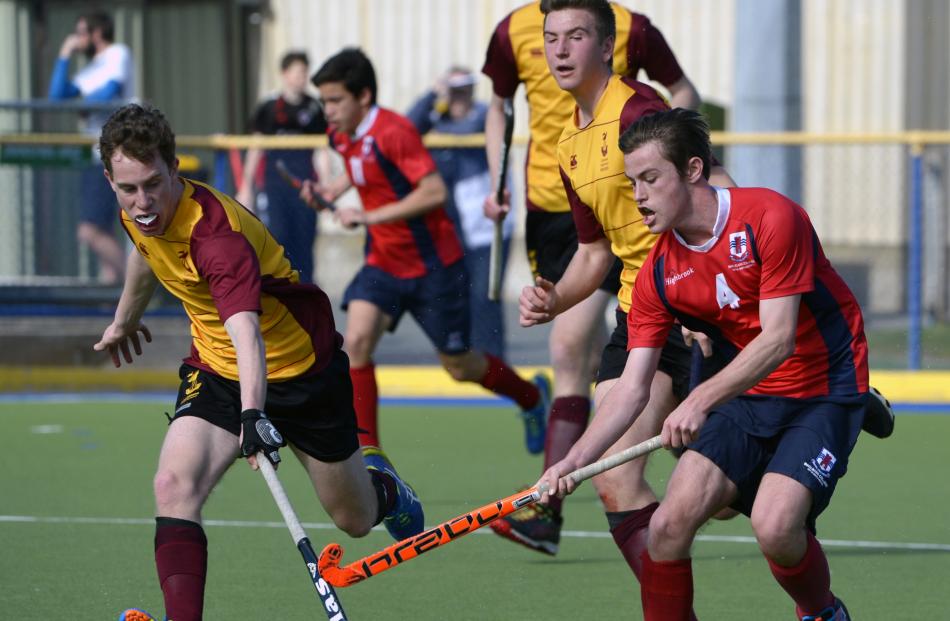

{"left": 280, "top": 50, "right": 309, "bottom": 72}
{"left": 618, "top": 108, "right": 712, "bottom": 180}
{"left": 99, "top": 104, "right": 176, "bottom": 175}
{"left": 311, "top": 48, "right": 377, "bottom": 104}
{"left": 80, "top": 11, "right": 114, "bottom": 42}
{"left": 540, "top": 0, "right": 616, "bottom": 43}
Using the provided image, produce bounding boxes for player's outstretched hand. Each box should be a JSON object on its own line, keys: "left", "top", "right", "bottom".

{"left": 483, "top": 189, "right": 510, "bottom": 222}
{"left": 335, "top": 207, "right": 367, "bottom": 229}
{"left": 299, "top": 179, "right": 334, "bottom": 211}
{"left": 536, "top": 458, "right": 579, "bottom": 503}
{"left": 661, "top": 399, "right": 709, "bottom": 449}
{"left": 519, "top": 276, "right": 558, "bottom": 326}
{"left": 93, "top": 322, "right": 152, "bottom": 368}
{"left": 239, "top": 409, "right": 286, "bottom": 470}
{"left": 681, "top": 327, "right": 713, "bottom": 358}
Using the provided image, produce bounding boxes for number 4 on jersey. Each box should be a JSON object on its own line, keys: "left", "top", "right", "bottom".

{"left": 716, "top": 273, "right": 741, "bottom": 309}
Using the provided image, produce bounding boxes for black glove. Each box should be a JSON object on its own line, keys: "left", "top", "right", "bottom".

{"left": 240, "top": 409, "right": 285, "bottom": 466}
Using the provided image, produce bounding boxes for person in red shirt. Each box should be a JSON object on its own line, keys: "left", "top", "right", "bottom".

{"left": 540, "top": 108, "right": 865, "bottom": 621}
{"left": 303, "top": 48, "right": 549, "bottom": 456}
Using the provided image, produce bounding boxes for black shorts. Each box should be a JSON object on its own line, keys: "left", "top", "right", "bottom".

{"left": 525, "top": 210, "right": 621, "bottom": 294}
{"left": 172, "top": 349, "right": 359, "bottom": 463}
{"left": 597, "top": 309, "right": 732, "bottom": 400}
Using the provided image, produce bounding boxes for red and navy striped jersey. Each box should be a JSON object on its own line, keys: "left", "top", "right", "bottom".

{"left": 628, "top": 187, "right": 869, "bottom": 399}
{"left": 328, "top": 106, "right": 463, "bottom": 278}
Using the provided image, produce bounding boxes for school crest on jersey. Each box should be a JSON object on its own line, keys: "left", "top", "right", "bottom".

{"left": 729, "top": 231, "right": 749, "bottom": 262}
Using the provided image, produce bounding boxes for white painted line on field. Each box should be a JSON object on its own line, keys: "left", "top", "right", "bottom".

{"left": 2, "top": 514, "right": 948, "bottom": 552}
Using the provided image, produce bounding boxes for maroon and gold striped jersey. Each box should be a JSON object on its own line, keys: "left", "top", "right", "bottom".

{"left": 121, "top": 179, "right": 340, "bottom": 381}
{"left": 482, "top": 2, "right": 685, "bottom": 213}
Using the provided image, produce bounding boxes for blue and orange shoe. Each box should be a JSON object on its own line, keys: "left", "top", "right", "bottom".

{"left": 800, "top": 597, "right": 851, "bottom": 621}
{"left": 521, "top": 372, "right": 550, "bottom": 455}
{"left": 363, "top": 447, "right": 425, "bottom": 541}
{"left": 118, "top": 609, "right": 158, "bottom": 621}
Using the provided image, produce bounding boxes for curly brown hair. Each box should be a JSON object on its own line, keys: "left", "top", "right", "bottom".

{"left": 99, "top": 104, "right": 176, "bottom": 175}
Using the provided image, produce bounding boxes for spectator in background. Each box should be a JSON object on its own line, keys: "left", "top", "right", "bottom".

{"left": 49, "top": 10, "right": 135, "bottom": 284}
{"left": 407, "top": 67, "right": 513, "bottom": 359}
{"left": 237, "top": 50, "right": 327, "bottom": 284}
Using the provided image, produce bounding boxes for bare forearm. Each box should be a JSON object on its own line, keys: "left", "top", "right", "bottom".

{"left": 367, "top": 175, "right": 445, "bottom": 224}
{"left": 484, "top": 95, "right": 506, "bottom": 186}
{"left": 113, "top": 252, "right": 158, "bottom": 328}
{"left": 567, "top": 382, "right": 650, "bottom": 467}
{"left": 225, "top": 312, "right": 267, "bottom": 411}
{"left": 241, "top": 147, "right": 263, "bottom": 192}
{"left": 552, "top": 241, "right": 614, "bottom": 315}
{"left": 667, "top": 76, "right": 701, "bottom": 111}
{"left": 686, "top": 331, "right": 792, "bottom": 412}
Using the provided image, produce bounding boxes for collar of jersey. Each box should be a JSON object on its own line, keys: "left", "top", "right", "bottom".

{"left": 353, "top": 105, "right": 380, "bottom": 140}
{"left": 672, "top": 186, "right": 730, "bottom": 253}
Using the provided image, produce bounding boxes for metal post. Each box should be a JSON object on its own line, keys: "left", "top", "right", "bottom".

{"left": 908, "top": 144, "right": 924, "bottom": 370}
{"left": 213, "top": 148, "right": 229, "bottom": 192}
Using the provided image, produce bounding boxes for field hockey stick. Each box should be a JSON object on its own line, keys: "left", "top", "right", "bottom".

{"left": 318, "top": 434, "right": 663, "bottom": 587}
{"left": 275, "top": 158, "right": 338, "bottom": 212}
{"left": 257, "top": 454, "right": 348, "bottom": 621}
{"left": 488, "top": 98, "right": 514, "bottom": 301}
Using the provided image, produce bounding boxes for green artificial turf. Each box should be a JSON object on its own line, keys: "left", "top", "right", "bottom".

{"left": 1, "top": 400, "right": 947, "bottom": 619}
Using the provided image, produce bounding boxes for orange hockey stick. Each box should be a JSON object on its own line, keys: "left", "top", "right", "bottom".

{"left": 318, "top": 435, "right": 663, "bottom": 587}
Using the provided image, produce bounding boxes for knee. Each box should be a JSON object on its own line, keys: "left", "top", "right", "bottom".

{"left": 328, "top": 509, "right": 374, "bottom": 538}
{"left": 647, "top": 504, "right": 693, "bottom": 550}
{"left": 549, "top": 337, "right": 584, "bottom": 373}
{"left": 344, "top": 331, "right": 374, "bottom": 364}
{"left": 592, "top": 462, "right": 649, "bottom": 509}
{"left": 750, "top": 509, "right": 800, "bottom": 557}
{"left": 441, "top": 353, "right": 477, "bottom": 382}
{"left": 153, "top": 469, "right": 198, "bottom": 512}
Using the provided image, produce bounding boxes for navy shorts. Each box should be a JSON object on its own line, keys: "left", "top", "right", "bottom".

{"left": 172, "top": 348, "right": 360, "bottom": 463}
{"left": 342, "top": 261, "right": 471, "bottom": 354}
{"left": 525, "top": 210, "right": 622, "bottom": 294}
{"left": 688, "top": 393, "right": 866, "bottom": 530}
{"left": 80, "top": 165, "right": 119, "bottom": 231}
{"left": 597, "top": 309, "right": 732, "bottom": 400}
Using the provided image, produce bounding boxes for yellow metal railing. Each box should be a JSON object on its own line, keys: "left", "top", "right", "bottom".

{"left": 4, "top": 130, "right": 950, "bottom": 149}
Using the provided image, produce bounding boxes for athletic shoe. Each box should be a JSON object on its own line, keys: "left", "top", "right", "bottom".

{"left": 800, "top": 597, "right": 850, "bottom": 620}
{"left": 863, "top": 386, "right": 895, "bottom": 438}
{"left": 363, "top": 447, "right": 425, "bottom": 541}
{"left": 521, "top": 373, "right": 551, "bottom": 454}
{"left": 118, "top": 609, "right": 158, "bottom": 621}
{"left": 489, "top": 500, "right": 562, "bottom": 555}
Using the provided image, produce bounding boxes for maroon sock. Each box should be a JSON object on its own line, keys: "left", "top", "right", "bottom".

{"left": 479, "top": 354, "right": 539, "bottom": 410}
{"left": 767, "top": 531, "right": 835, "bottom": 616}
{"left": 640, "top": 550, "right": 694, "bottom": 621}
{"left": 155, "top": 517, "right": 207, "bottom": 621}
{"left": 607, "top": 502, "right": 658, "bottom": 579}
{"left": 350, "top": 363, "right": 379, "bottom": 447}
{"left": 543, "top": 396, "right": 589, "bottom": 513}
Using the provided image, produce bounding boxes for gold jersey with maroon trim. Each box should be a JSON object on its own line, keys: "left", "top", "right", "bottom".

{"left": 482, "top": 2, "right": 685, "bottom": 213}
{"left": 121, "top": 179, "right": 339, "bottom": 381}
{"left": 557, "top": 74, "right": 668, "bottom": 312}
